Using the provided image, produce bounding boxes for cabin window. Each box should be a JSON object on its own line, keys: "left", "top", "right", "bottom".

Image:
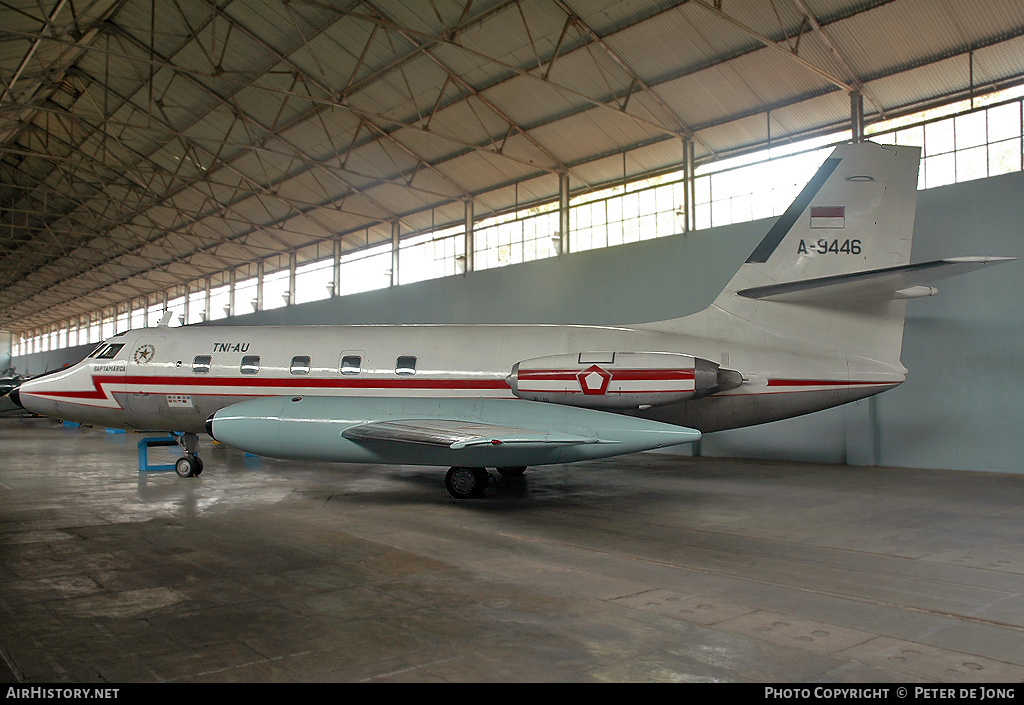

{"left": 95, "top": 344, "right": 125, "bottom": 359}
{"left": 395, "top": 355, "right": 417, "bottom": 375}
{"left": 240, "top": 355, "right": 260, "bottom": 375}
{"left": 192, "top": 355, "right": 212, "bottom": 374}
{"left": 340, "top": 355, "right": 361, "bottom": 375}
{"left": 290, "top": 355, "right": 311, "bottom": 375}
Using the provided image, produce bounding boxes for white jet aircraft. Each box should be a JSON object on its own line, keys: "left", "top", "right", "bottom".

{"left": 10, "top": 142, "right": 1013, "bottom": 498}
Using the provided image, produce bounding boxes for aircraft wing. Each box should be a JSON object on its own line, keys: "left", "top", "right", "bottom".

{"left": 207, "top": 395, "right": 699, "bottom": 467}
{"left": 737, "top": 257, "right": 1015, "bottom": 302}
{"left": 341, "top": 419, "right": 610, "bottom": 449}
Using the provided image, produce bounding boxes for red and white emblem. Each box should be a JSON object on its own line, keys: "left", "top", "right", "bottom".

{"left": 576, "top": 365, "right": 612, "bottom": 395}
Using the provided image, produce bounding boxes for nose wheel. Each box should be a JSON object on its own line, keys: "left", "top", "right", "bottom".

{"left": 174, "top": 432, "right": 204, "bottom": 477}
{"left": 174, "top": 455, "right": 204, "bottom": 478}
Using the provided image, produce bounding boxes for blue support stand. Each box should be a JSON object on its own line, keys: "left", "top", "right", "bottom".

{"left": 138, "top": 434, "right": 180, "bottom": 473}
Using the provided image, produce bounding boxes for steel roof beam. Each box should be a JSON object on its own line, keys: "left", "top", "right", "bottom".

{"left": 552, "top": 0, "right": 706, "bottom": 149}
{"left": 789, "top": 0, "right": 884, "bottom": 116}
{"left": 692, "top": 0, "right": 869, "bottom": 104}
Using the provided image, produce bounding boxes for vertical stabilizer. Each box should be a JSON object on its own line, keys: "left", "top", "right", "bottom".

{"left": 734, "top": 141, "right": 919, "bottom": 293}
{"left": 663, "top": 142, "right": 922, "bottom": 368}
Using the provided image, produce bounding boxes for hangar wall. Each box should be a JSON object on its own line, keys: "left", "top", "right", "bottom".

{"left": 0, "top": 330, "right": 11, "bottom": 371}
{"left": 13, "top": 169, "right": 1023, "bottom": 474}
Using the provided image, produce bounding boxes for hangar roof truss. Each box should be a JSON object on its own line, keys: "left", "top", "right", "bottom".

{"left": 2, "top": 0, "right": 1024, "bottom": 333}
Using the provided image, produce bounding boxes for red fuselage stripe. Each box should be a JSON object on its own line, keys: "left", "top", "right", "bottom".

{"left": 121, "top": 374, "right": 508, "bottom": 390}
{"left": 517, "top": 369, "right": 696, "bottom": 381}
{"left": 23, "top": 374, "right": 899, "bottom": 406}
{"left": 23, "top": 375, "right": 511, "bottom": 399}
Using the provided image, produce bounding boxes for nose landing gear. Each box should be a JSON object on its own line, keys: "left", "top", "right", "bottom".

{"left": 174, "top": 432, "right": 204, "bottom": 477}
{"left": 174, "top": 455, "right": 204, "bottom": 478}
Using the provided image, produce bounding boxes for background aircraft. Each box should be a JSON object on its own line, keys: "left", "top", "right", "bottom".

{"left": 10, "top": 142, "right": 1013, "bottom": 498}
{"left": 0, "top": 372, "right": 28, "bottom": 417}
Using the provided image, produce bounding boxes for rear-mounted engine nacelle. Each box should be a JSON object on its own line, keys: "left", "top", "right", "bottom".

{"left": 507, "top": 351, "right": 743, "bottom": 410}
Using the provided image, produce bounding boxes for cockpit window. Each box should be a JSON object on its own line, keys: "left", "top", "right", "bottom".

{"left": 240, "top": 355, "right": 260, "bottom": 375}
{"left": 290, "top": 355, "right": 311, "bottom": 375}
{"left": 192, "top": 355, "right": 212, "bottom": 374}
{"left": 395, "top": 355, "right": 417, "bottom": 375}
{"left": 95, "top": 344, "right": 125, "bottom": 359}
{"left": 86, "top": 343, "right": 107, "bottom": 358}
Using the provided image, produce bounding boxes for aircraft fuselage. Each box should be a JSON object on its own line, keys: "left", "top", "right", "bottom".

{"left": 17, "top": 320, "right": 903, "bottom": 435}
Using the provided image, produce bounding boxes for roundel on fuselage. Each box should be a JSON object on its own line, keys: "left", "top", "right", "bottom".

{"left": 133, "top": 344, "right": 156, "bottom": 364}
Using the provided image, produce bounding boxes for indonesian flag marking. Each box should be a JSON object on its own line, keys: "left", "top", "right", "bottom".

{"left": 810, "top": 205, "right": 845, "bottom": 229}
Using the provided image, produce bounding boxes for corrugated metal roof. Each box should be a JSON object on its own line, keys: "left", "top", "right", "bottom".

{"left": 3, "top": 0, "right": 1024, "bottom": 334}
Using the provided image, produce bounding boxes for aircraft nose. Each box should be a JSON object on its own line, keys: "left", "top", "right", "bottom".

{"left": 8, "top": 385, "right": 22, "bottom": 410}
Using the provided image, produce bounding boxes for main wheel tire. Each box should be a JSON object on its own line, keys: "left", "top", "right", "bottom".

{"left": 496, "top": 466, "right": 527, "bottom": 477}
{"left": 175, "top": 456, "right": 197, "bottom": 478}
{"left": 445, "top": 466, "right": 488, "bottom": 499}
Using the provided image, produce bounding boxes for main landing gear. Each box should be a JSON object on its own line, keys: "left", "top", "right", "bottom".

{"left": 444, "top": 466, "right": 528, "bottom": 499}
{"left": 174, "top": 432, "right": 204, "bottom": 478}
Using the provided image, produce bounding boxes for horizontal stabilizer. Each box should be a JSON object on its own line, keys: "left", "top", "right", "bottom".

{"left": 736, "top": 257, "right": 1015, "bottom": 303}
{"left": 342, "top": 419, "right": 609, "bottom": 449}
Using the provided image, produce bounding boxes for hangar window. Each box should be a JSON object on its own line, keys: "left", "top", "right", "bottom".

{"left": 340, "top": 355, "right": 362, "bottom": 375}
{"left": 295, "top": 260, "right": 334, "bottom": 304}
{"left": 49, "top": 87, "right": 1024, "bottom": 358}
{"left": 95, "top": 344, "right": 125, "bottom": 359}
{"left": 395, "top": 356, "right": 417, "bottom": 375}
{"left": 290, "top": 355, "right": 311, "bottom": 375}
{"left": 398, "top": 225, "right": 466, "bottom": 284}
{"left": 192, "top": 355, "right": 212, "bottom": 374}
{"left": 240, "top": 355, "right": 260, "bottom": 375}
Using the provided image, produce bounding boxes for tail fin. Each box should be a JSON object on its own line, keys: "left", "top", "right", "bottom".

{"left": 711, "top": 141, "right": 921, "bottom": 365}
{"left": 739, "top": 142, "right": 919, "bottom": 281}
{"left": 657, "top": 141, "right": 1013, "bottom": 369}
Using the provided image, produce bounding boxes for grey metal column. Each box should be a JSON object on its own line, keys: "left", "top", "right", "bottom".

{"left": 288, "top": 252, "right": 296, "bottom": 306}
{"left": 851, "top": 91, "right": 864, "bottom": 143}
{"left": 204, "top": 277, "right": 211, "bottom": 322}
{"left": 256, "top": 261, "right": 264, "bottom": 312}
{"left": 688, "top": 139, "right": 696, "bottom": 232}
{"left": 559, "top": 171, "right": 570, "bottom": 255}
{"left": 228, "top": 269, "right": 236, "bottom": 317}
{"left": 391, "top": 221, "right": 400, "bottom": 286}
{"left": 333, "top": 238, "right": 341, "bottom": 296}
{"left": 682, "top": 138, "right": 696, "bottom": 233}
{"left": 0, "top": 328, "right": 11, "bottom": 371}
{"left": 464, "top": 199, "right": 474, "bottom": 273}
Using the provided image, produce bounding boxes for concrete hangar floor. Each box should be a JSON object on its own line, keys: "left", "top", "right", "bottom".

{"left": 1, "top": 416, "right": 1023, "bottom": 684}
